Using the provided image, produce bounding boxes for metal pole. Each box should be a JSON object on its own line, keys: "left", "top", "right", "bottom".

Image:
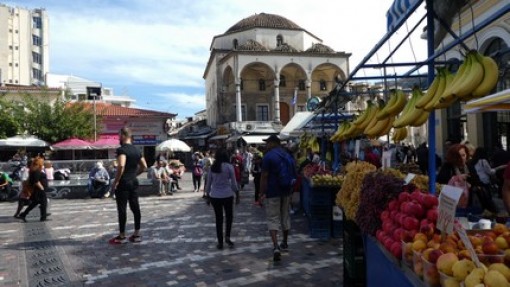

{"left": 93, "top": 95, "right": 97, "bottom": 142}
{"left": 426, "top": 0, "right": 436, "bottom": 194}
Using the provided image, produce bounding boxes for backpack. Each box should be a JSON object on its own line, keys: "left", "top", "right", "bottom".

{"left": 193, "top": 165, "right": 203, "bottom": 177}
{"left": 276, "top": 149, "right": 297, "bottom": 193}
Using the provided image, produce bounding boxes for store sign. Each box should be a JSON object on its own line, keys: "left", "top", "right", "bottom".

{"left": 437, "top": 185, "right": 463, "bottom": 234}
{"left": 132, "top": 135, "right": 157, "bottom": 145}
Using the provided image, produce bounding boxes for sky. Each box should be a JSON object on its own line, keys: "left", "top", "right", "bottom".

{"left": 6, "top": 0, "right": 428, "bottom": 119}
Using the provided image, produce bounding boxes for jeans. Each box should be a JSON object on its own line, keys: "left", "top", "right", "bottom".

{"left": 115, "top": 180, "right": 141, "bottom": 233}
{"left": 210, "top": 196, "right": 234, "bottom": 244}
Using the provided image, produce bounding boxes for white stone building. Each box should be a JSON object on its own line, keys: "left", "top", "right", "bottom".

{"left": 204, "top": 13, "right": 351, "bottom": 138}
{"left": 0, "top": 4, "right": 49, "bottom": 86}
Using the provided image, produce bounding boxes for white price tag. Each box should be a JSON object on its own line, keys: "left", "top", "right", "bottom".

{"left": 404, "top": 173, "right": 416, "bottom": 185}
{"left": 454, "top": 221, "right": 482, "bottom": 268}
{"left": 437, "top": 185, "right": 463, "bottom": 234}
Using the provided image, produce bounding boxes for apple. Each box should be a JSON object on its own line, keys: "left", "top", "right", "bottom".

{"left": 421, "top": 194, "right": 439, "bottom": 209}
{"left": 469, "top": 235, "right": 483, "bottom": 247}
{"left": 380, "top": 210, "right": 390, "bottom": 221}
{"left": 437, "top": 253, "right": 459, "bottom": 276}
{"left": 408, "top": 230, "right": 418, "bottom": 240}
{"left": 482, "top": 241, "right": 500, "bottom": 255}
{"left": 439, "top": 242, "right": 457, "bottom": 254}
{"left": 376, "top": 230, "right": 385, "bottom": 242}
{"left": 486, "top": 231, "right": 498, "bottom": 240}
{"left": 388, "top": 199, "right": 399, "bottom": 211}
{"left": 493, "top": 223, "right": 508, "bottom": 235}
{"left": 410, "top": 190, "right": 424, "bottom": 203}
{"left": 428, "top": 249, "right": 444, "bottom": 264}
{"left": 426, "top": 208, "right": 438, "bottom": 224}
{"left": 413, "top": 204, "right": 425, "bottom": 219}
{"left": 413, "top": 232, "right": 428, "bottom": 243}
{"left": 422, "top": 248, "right": 434, "bottom": 262}
{"left": 403, "top": 217, "right": 419, "bottom": 231}
{"left": 390, "top": 210, "right": 398, "bottom": 221}
{"left": 390, "top": 241, "right": 402, "bottom": 258}
{"left": 412, "top": 240, "right": 427, "bottom": 252}
{"left": 427, "top": 240, "right": 440, "bottom": 249}
{"left": 504, "top": 249, "right": 510, "bottom": 266}
{"left": 384, "top": 237, "right": 394, "bottom": 250}
{"left": 393, "top": 228, "right": 404, "bottom": 242}
{"left": 420, "top": 223, "right": 434, "bottom": 238}
{"left": 458, "top": 249, "right": 472, "bottom": 260}
{"left": 398, "top": 192, "right": 410, "bottom": 203}
{"left": 400, "top": 202, "right": 409, "bottom": 214}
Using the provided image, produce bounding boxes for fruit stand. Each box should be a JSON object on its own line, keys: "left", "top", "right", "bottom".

{"left": 311, "top": 0, "right": 510, "bottom": 285}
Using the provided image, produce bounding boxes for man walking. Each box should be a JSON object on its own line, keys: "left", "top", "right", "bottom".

{"left": 109, "top": 127, "right": 147, "bottom": 244}
{"left": 260, "top": 134, "right": 296, "bottom": 262}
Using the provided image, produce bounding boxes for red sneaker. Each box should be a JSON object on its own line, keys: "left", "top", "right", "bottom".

{"left": 108, "top": 235, "right": 127, "bottom": 245}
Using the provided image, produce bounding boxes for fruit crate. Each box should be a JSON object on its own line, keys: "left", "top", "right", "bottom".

{"left": 343, "top": 220, "right": 365, "bottom": 283}
{"left": 309, "top": 218, "right": 331, "bottom": 239}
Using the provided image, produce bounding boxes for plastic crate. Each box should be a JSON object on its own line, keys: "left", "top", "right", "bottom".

{"left": 308, "top": 205, "right": 332, "bottom": 218}
{"left": 309, "top": 219, "right": 331, "bottom": 239}
{"left": 332, "top": 220, "right": 343, "bottom": 238}
{"left": 310, "top": 191, "right": 333, "bottom": 205}
{"left": 343, "top": 220, "right": 365, "bottom": 282}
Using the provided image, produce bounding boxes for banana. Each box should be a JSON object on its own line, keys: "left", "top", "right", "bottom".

{"left": 392, "top": 127, "right": 408, "bottom": 142}
{"left": 330, "top": 122, "right": 348, "bottom": 142}
{"left": 344, "top": 121, "right": 363, "bottom": 140}
{"left": 434, "top": 70, "right": 457, "bottom": 109}
{"left": 423, "top": 68, "right": 447, "bottom": 111}
{"left": 365, "top": 114, "right": 392, "bottom": 138}
{"left": 385, "top": 89, "right": 408, "bottom": 117}
{"left": 415, "top": 70, "right": 440, "bottom": 109}
{"left": 409, "top": 109, "right": 430, "bottom": 127}
{"left": 393, "top": 87, "right": 423, "bottom": 128}
{"left": 440, "top": 55, "right": 472, "bottom": 103}
{"left": 355, "top": 101, "right": 377, "bottom": 130}
{"left": 363, "top": 105, "right": 381, "bottom": 135}
{"left": 376, "top": 92, "right": 397, "bottom": 120}
{"left": 454, "top": 51, "right": 485, "bottom": 99}
{"left": 379, "top": 116, "right": 395, "bottom": 137}
{"left": 472, "top": 53, "right": 499, "bottom": 98}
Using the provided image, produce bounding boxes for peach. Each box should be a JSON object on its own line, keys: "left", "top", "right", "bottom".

{"left": 439, "top": 241, "right": 457, "bottom": 254}
{"left": 458, "top": 249, "right": 472, "bottom": 261}
{"left": 413, "top": 232, "right": 428, "bottom": 243}
{"left": 482, "top": 241, "right": 500, "bottom": 255}
{"left": 495, "top": 236, "right": 509, "bottom": 250}
{"left": 437, "top": 253, "right": 459, "bottom": 276}
{"left": 412, "top": 240, "right": 427, "bottom": 252}
{"left": 493, "top": 223, "right": 508, "bottom": 235}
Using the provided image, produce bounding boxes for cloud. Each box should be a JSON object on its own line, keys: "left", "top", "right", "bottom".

{"left": 154, "top": 92, "right": 205, "bottom": 107}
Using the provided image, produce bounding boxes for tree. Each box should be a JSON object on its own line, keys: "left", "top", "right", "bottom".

{"left": 1, "top": 91, "right": 99, "bottom": 143}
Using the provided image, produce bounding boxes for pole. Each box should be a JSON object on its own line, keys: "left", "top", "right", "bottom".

{"left": 93, "top": 95, "right": 97, "bottom": 142}
{"left": 426, "top": 0, "right": 436, "bottom": 194}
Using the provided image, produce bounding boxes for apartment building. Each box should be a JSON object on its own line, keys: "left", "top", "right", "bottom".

{"left": 0, "top": 4, "right": 49, "bottom": 86}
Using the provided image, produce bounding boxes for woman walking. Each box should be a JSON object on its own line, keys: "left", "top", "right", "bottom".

{"left": 205, "top": 149, "right": 240, "bottom": 249}
{"left": 192, "top": 154, "right": 204, "bottom": 192}
{"left": 18, "top": 157, "right": 48, "bottom": 222}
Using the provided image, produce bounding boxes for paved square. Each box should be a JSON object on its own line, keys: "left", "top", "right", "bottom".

{"left": 0, "top": 174, "right": 343, "bottom": 286}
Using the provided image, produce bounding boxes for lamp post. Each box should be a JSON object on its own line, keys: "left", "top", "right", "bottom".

{"left": 86, "top": 86, "right": 102, "bottom": 141}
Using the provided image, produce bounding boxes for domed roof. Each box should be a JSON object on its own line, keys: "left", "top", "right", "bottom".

{"left": 237, "top": 39, "right": 268, "bottom": 51}
{"left": 272, "top": 43, "right": 299, "bottom": 53}
{"left": 226, "top": 13, "right": 303, "bottom": 34}
{"left": 305, "top": 43, "right": 335, "bottom": 53}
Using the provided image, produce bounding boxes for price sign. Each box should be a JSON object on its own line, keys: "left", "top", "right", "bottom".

{"left": 404, "top": 173, "right": 416, "bottom": 185}
{"left": 454, "top": 221, "right": 482, "bottom": 267}
{"left": 437, "top": 185, "right": 463, "bottom": 234}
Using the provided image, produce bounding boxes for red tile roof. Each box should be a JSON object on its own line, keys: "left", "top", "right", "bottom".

{"left": 0, "top": 84, "right": 61, "bottom": 92}
{"left": 78, "top": 103, "right": 176, "bottom": 118}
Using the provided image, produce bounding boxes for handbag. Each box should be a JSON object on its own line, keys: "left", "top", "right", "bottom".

{"left": 448, "top": 175, "right": 470, "bottom": 209}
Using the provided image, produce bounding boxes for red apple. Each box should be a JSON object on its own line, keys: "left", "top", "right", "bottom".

{"left": 410, "top": 190, "right": 424, "bottom": 203}
{"left": 394, "top": 228, "right": 404, "bottom": 242}
{"left": 403, "top": 217, "right": 419, "bottom": 231}
{"left": 401, "top": 230, "right": 413, "bottom": 242}
{"left": 388, "top": 199, "right": 399, "bottom": 211}
{"left": 428, "top": 249, "right": 444, "bottom": 264}
{"left": 426, "top": 208, "right": 438, "bottom": 224}
{"left": 413, "top": 204, "right": 425, "bottom": 219}
{"left": 381, "top": 210, "right": 390, "bottom": 221}
{"left": 482, "top": 241, "right": 500, "bottom": 255}
{"left": 391, "top": 241, "right": 402, "bottom": 258}
{"left": 398, "top": 192, "right": 410, "bottom": 203}
{"left": 422, "top": 194, "right": 439, "bottom": 209}
{"left": 390, "top": 210, "right": 398, "bottom": 221}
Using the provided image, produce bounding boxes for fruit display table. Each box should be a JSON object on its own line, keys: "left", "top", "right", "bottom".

{"left": 364, "top": 235, "right": 424, "bottom": 287}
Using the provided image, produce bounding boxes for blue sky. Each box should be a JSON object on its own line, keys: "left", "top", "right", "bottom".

{"left": 5, "top": 0, "right": 427, "bottom": 119}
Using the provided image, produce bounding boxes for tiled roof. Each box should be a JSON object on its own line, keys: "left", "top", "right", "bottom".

{"left": 273, "top": 43, "right": 300, "bottom": 53}
{"left": 305, "top": 43, "right": 336, "bottom": 53}
{"left": 237, "top": 39, "right": 268, "bottom": 51}
{"left": 76, "top": 103, "right": 176, "bottom": 118}
{"left": 226, "top": 13, "right": 303, "bottom": 34}
{"left": 0, "top": 84, "right": 61, "bottom": 92}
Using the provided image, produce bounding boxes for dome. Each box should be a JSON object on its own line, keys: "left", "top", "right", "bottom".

{"left": 273, "top": 43, "right": 299, "bottom": 53}
{"left": 305, "top": 43, "right": 335, "bottom": 53}
{"left": 226, "top": 13, "right": 303, "bottom": 34}
{"left": 237, "top": 39, "right": 268, "bottom": 51}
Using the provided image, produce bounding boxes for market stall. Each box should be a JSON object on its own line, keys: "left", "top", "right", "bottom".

{"left": 300, "top": 0, "right": 510, "bottom": 286}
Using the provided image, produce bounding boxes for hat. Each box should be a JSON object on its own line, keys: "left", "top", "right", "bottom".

{"left": 263, "top": 134, "right": 281, "bottom": 143}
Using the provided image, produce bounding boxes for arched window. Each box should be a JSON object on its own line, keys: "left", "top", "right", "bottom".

{"left": 320, "top": 79, "right": 327, "bottom": 91}
{"left": 276, "top": 35, "right": 283, "bottom": 47}
{"left": 279, "top": 75, "right": 286, "bottom": 87}
{"left": 233, "top": 39, "right": 238, "bottom": 50}
{"left": 259, "top": 79, "right": 266, "bottom": 91}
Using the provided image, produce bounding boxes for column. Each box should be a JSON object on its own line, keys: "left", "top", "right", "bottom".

{"left": 236, "top": 82, "right": 242, "bottom": 122}
{"left": 306, "top": 79, "right": 312, "bottom": 99}
{"left": 274, "top": 79, "right": 280, "bottom": 122}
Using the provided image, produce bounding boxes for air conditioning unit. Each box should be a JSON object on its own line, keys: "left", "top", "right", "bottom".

{"left": 245, "top": 124, "right": 254, "bottom": 131}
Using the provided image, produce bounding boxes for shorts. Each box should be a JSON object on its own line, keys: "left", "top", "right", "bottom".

{"left": 265, "top": 195, "right": 291, "bottom": 231}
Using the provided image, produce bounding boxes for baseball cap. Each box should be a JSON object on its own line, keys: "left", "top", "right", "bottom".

{"left": 263, "top": 134, "right": 281, "bottom": 143}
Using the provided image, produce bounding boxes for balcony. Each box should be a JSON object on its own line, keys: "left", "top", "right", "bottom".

{"left": 225, "top": 121, "right": 282, "bottom": 134}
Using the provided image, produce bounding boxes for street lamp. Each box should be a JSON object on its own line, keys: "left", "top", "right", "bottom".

{"left": 87, "top": 86, "right": 102, "bottom": 141}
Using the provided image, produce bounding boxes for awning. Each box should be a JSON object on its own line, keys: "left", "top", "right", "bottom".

{"left": 279, "top": 111, "right": 315, "bottom": 137}
{"left": 241, "top": 135, "right": 268, "bottom": 145}
{"left": 184, "top": 131, "right": 215, "bottom": 140}
{"left": 464, "top": 88, "right": 510, "bottom": 114}
{"left": 209, "top": 134, "right": 229, "bottom": 140}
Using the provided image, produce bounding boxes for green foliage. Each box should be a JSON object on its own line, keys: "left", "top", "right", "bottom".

{"left": 0, "top": 92, "right": 100, "bottom": 143}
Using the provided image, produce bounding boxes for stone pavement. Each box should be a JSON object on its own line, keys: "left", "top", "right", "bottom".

{"left": 0, "top": 173, "right": 344, "bottom": 287}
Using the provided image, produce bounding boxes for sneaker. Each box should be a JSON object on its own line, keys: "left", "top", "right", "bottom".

{"left": 108, "top": 235, "right": 127, "bottom": 245}
{"left": 273, "top": 247, "right": 281, "bottom": 261}
{"left": 128, "top": 235, "right": 141, "bottom": 243}
{"left": 279, "top": 241, "right": 288, "bottom": 251}
{"left": 225, "top": 239, "right": 234, "bottom": 248}
{"left": 104, "top": 191, "right": 110, "bottom": 198}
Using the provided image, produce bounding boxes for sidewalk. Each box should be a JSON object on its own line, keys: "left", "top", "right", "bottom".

{"left": 0, "top": 173, "right": 344, "bottom": 287}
